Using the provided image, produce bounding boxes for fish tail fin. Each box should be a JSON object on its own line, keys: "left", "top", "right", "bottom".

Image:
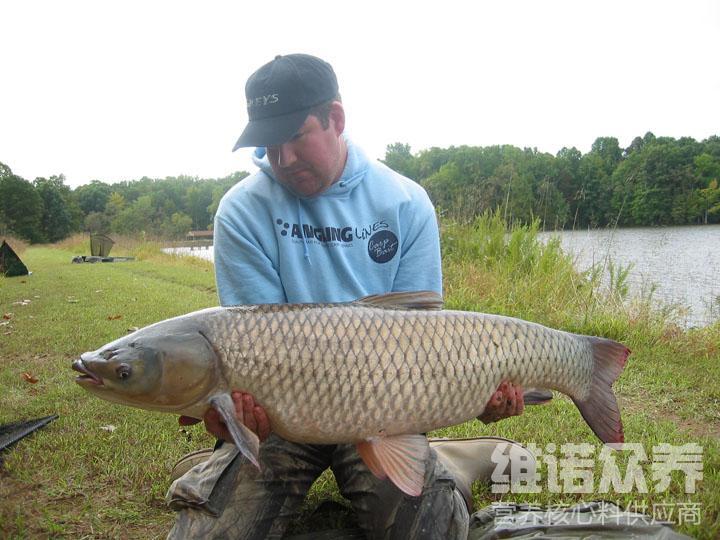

{"left": 572, "top": 337, "right": 630, "bottom": 444}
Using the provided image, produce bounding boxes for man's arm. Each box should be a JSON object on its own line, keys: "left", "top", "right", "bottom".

{"left": 214, "top": 213, "right": 286, "bottom": 306}
{"left": 392, "top": 192, "right": 443, "bottom": 294}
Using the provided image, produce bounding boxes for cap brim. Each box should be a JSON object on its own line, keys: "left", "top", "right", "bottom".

{"left": 232, "top": 108, "right": 311, "bottom": 151}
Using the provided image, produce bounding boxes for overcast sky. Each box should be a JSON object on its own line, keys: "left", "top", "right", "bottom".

{"left": 2, "top": 0, "right": 718, "bottom": 189}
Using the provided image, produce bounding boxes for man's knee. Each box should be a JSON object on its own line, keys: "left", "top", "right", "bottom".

{"left": 333, "top": 446, "right": 469, "bottom": 539}
{"left": 167, "top": 436, "right": 334, "bottom": 539}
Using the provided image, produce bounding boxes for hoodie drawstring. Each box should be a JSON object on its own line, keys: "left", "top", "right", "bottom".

{"left": 297, "top": 200, "right": 311, "bottom": 265}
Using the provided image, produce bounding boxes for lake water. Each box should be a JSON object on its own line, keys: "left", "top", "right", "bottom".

{"left": 166, "top": 224, "right": 719, "bottom": 327}
{"left": 537, "top": 225, "right": 720, "bottom": 328}
{"left": 165, "top": 244, "right": 215, "bottom": 263}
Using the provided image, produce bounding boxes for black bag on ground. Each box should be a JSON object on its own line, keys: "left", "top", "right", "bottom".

{"left": 467, "top": 501, "right": 692, "bottom": 539}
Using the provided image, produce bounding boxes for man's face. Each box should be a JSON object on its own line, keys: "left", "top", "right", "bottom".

{"left": 266, "top": 104, "right": 346, "bottom": 197}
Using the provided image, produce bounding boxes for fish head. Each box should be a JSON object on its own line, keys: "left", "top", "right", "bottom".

{"left": 73, "top": 328, "right": 220, "bottom": 413}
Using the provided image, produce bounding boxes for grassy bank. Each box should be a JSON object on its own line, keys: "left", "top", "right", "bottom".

{"left": 0, "top": 221, "right": 718, "bottom": 538}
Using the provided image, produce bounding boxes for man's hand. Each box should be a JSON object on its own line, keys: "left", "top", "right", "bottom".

{"left": 477, "top": 381, "right": 524, "bottom": 424}
{"left": 178, "top": 391, "right": 271, "bottom": 442}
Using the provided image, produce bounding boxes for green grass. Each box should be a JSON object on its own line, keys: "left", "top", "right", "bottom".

{"left": 0, "top": 223, "right": 718, "bottom": 538}
{"left": 0, "top": 247, "right": 218, "bottom": 538}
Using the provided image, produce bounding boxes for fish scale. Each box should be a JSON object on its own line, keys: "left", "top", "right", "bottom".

{"left": 201, "top": 304, "right": 593, "bottom": 443}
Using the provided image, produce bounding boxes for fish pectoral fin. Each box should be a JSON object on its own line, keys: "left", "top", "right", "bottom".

{"left": 209, "top": 393, "right": 261, "bottom": 469}
{"left": 356, "top": 434, "right": 429, "bottom": 497}
{"left": 354, "top": 291, "right": 443, "bottom": 311}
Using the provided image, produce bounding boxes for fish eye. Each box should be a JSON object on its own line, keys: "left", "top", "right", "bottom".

{"left": 116, "top": 364, "right": 132, "bottom": 380}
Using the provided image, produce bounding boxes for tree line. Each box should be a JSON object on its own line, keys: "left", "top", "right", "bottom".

{"left": 2, "top": 132, "right": 719, "bottom": 244}
{"left": 0, "top": 162, "right": 247, "bottom": 243}
{"left": 383, "top": 133, "right": 720, "bottom": 228}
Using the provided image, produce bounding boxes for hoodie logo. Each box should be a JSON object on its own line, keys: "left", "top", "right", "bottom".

{"left": 368, "top": 230, "right": 398, "bottom": 263}
{"left": 276, "top": 219, "right": 353, "bottom": 243}
{"left": 275, "top": 217, "right": 399, "bottom": 263}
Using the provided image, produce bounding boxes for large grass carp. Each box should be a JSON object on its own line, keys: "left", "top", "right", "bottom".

{"left": 72, "top": 291, "right": 629, "bottom": 496}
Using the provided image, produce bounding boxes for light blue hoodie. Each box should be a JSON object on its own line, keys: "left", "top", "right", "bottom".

{"left": 213, "top": 138, "right": 442, "bottom": 306}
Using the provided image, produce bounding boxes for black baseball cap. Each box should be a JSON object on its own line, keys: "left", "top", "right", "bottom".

{"left": 232, "top": 54, "right": 339, "bottom": 150}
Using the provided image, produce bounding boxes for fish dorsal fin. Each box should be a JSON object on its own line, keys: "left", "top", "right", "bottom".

{"left": 354, "top": 291, "right": 443, "bottom": 311}
{"left": 209, "top": 393, "right": 261, "bottom": 469}
{"left": 356, "top": 434, "right": 429, "bottom": 496}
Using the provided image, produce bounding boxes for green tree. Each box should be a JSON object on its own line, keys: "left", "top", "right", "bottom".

{"left": 695, "top": 153, "right": 720, "bottom": 183}
{"left": 554, "top": 147, "right": 583, "bottom": 228}
{"left": 591, "top": 137, "right": 622, "bottom": 171}
{"left": 0, "top": 168, "right": 44, "bottom": 242}
{"left": 75, "top": 180, "right": 113, "bottom": 214}
{"left": 112, "top": 194, "right": 155, "bottom": 235}
{"left": 185, "top": 184, "right": 214, "bottom": 230}
{"left": 493, "top": 161, "right": 534, "bottom": 225}
{"left": 162, "top": 212, "right": 193, "bottom": 239}
{"left": 206, "top": 172, "right": 248, "bottom": 221}
{"left": 382, "top": 143, "right": 419, "bottom": 180}
{"left": 84, "top": 211, "right": 111, "bottom": 234}
{"left": 105, "top": 192, "right": 126, "bottom": 220}
{"left": 699, "top": 179, "right": 720, "bottom": 223}
{"left": 34, "top": 175, "right": 78, "bottom": 242}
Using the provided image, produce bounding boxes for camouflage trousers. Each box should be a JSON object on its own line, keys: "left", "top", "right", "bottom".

{"left": 167, "top": 434, "right": 469, "bottom": 540}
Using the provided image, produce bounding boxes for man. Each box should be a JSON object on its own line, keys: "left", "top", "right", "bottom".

{"left": 168, "top": 54, "right": 526, "bottom": 539}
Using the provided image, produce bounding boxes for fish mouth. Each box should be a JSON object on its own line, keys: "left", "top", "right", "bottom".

{"left": 72, "top": 358, "right": 104, "bottom": 386}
